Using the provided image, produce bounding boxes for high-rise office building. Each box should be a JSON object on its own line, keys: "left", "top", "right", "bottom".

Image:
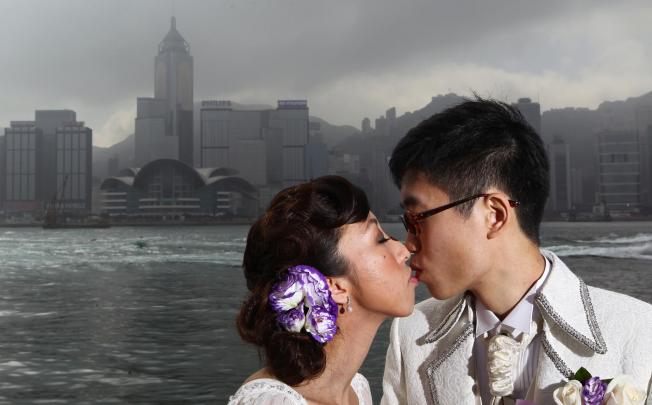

{"left": 135, "top": 97, "right": 177, "bottom": 166}
{"left": 270, "top": 100, "right": 309, "bottom": 187}
{"left": 370, "top": 150, "right": 397, "bottom": 215}
{"left": 548, "top": 137, "right": 572, "bottom": 213}
{"left": 386, "top": 107, "right": 397, "bottom": 122}
{"left": 329, "top": 152, "right": 360, "bottom": 175}
{"left": 2, "top": 111, "right": 92, "bottom": 218}
{"left": 199, "top": 101, "right": 267, "bottom": 186}
{"left": 596, "top": 129, "right": 641, "bottom": 214}
{"left": 36, "top": 109, "right": 76, "bottom": 203}
{"left": 0, "top": 135, "right": 5, "bottom": 210}
{"left": 375, "top": 116, "right": 388, "bottom": 136}
{"left": 361, "top": 117, "right": 372, "bottom": 133}
{"left": 306, "top": 133, "right": 328, "bottom": 180}
{"left": 3, "top": 122, "right": 42, "bottom": 215}
{"left": 645, "top": 125, "right": 652, "bottom": 211}
{"left": 135, "top": 17, "right": 193, "bottom": 167}
{"left": 513, "top": 97, "right": 541, "bottom": 134}
{"left": 156, "top": 17, "right": 193, "bottom": 166}
{"left": 635, "top": 106, "right": 652, "bottom": 209}
{"left": 571, "top": 168, "right": 584, "bottom": 208}
{"left": 55, "top": 122, "right": 93, "bottom": 214}
{"left": 200, "top": 100, "right": 309, "bottom": 187}
{"left": 199, "top": 100, "right": 232, "bottom": 168}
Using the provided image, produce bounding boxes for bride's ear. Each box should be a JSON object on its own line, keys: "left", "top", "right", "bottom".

{"left": 327, "top": 277, "right": 349, "bottom": 306}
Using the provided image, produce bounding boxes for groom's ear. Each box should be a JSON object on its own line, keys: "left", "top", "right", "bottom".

{"left": 327, "top": 277, "right": 349, "bottom": 305}
{"left": 485, "top": 194, "right": 510, "bottom": 240}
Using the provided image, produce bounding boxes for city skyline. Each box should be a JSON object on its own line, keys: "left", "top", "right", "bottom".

{"left": 1, "top": 0, "right": 652, "bottom": 147}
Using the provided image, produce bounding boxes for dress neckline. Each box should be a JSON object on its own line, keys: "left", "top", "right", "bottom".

{"left": 232, "top": 373, "right": 368, "bottom": 404}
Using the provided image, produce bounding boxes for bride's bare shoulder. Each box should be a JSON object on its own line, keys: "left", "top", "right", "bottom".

{"left": 244, "top": 368, "right": 275, "bottom": 383}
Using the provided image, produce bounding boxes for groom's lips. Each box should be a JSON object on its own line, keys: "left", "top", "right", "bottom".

{"left": 410, "top": 264, "right": 423, "bottom": 282}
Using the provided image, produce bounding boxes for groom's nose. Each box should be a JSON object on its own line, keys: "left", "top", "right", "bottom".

{"left": 404, "top": 232, "right": 420, "bottom": 253}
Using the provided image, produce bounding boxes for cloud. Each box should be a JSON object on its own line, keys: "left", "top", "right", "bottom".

{"left": 1, "top": 0, "right": 651, "bottom": 144}
{"left": 93, "top": 107, "right": 135, "bottom": 148}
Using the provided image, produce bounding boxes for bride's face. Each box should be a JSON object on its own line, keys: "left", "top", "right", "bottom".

{"left": 337, "top": 212, "right": 416, "bottom": 318}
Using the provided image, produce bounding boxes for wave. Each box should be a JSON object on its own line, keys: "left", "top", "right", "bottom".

{"left": 1, "top": 251, "right": 244, "bottom": 271}
{"left": 576, "top": 233, "right": 652, "bottom": 245}
{"left": 0, "top": 310, "right": 57, "bottom": 318}
{"left": 547, "top": 243, "right": 652, "bottom": 261}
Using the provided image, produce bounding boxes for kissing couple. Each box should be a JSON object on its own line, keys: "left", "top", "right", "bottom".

{"left": 229, "top": 99, "right": 652, "bottom": 405}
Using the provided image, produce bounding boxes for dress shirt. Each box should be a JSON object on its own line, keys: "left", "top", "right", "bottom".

{"left": 474, "top": 256, "right": 551, "bottom": 404}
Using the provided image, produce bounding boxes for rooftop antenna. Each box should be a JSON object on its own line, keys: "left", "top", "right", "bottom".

{"left": 171, "top": 0, "right": 175, "bottom": 25}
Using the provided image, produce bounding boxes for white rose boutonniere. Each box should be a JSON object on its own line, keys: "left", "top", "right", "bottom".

{"left": 553, "top": 380, "right": 583, "bottom": 405}
{"left": 552, "top": 368, "right": 647, "bottom": 405}
{"left": 603, "top": 375, "right": 647, "bottom": 405}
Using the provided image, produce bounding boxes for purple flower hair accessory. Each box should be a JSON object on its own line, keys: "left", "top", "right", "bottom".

{"left": 268, "top": 265, "right": 338, "bottom": 343}
{"left": 305, "top": 305, "right": 338, "bottom": 343}
{"left": 277, "top": 305, "right": 306, "bottom": 333}
{"left": 582, "top": 376, "right": 607, "bottom": 405}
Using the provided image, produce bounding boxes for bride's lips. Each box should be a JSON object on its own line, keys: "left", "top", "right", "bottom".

{"left": 409, "top": 264, "right": 422, "bottom": 283}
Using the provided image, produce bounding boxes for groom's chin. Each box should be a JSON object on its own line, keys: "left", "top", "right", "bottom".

{"left": 424, "top": 283, "right": 458, "bottom": 301}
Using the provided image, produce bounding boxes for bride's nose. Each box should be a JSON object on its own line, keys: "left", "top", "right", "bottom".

{"left": 393, "top": 238, "right": 412, "bottom": 263}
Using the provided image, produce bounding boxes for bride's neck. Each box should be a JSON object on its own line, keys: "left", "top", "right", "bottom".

{"left": 299, "top": 310, "right": 383, "bottom": 404}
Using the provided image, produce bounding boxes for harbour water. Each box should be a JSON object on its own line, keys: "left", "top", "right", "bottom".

{"left": 0, "top": 222, "right": 650, "bottom": 403}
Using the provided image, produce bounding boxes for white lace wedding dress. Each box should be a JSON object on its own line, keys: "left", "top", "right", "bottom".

{"left": 228, "top": 373, "right": 373, "bottom": 405}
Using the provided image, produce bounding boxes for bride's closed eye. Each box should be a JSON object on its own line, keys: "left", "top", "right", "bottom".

{"left": 378, "top": 234, "right": 398, "bottom": 244}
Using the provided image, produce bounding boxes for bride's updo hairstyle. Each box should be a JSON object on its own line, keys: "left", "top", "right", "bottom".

{"left": 237, "top": 175, "right": 370, "bottom": 386}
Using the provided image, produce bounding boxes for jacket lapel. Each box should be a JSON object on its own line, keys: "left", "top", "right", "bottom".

{"left": 423, "top": 294, "right": 480, "bottom": 405}
{"left": 529, "top": 250, "right": 608, "bottom": 401}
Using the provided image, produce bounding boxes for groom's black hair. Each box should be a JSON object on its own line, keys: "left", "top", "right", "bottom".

{"left": 389, "top": 97, "right": 549, "bottom": 244}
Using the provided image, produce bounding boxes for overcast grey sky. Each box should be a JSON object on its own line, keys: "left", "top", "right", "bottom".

{"left": 1, "top": 0, "right": 651, "bottom": 147}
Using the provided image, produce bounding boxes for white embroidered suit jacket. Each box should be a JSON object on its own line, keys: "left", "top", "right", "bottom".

{"left": 381, "top": 250, "right": 652, "bottom": 405}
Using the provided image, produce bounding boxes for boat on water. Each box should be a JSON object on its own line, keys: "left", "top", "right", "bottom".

{"left": 42, "top": 175, "right": 111, "bottom": 229}
{"left": 42, "top": 219, "right": 111, "bottom": 229}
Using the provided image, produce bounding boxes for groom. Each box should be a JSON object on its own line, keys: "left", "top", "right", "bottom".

{"left": 381, "top": 98, "right": 652, "bottom": 405}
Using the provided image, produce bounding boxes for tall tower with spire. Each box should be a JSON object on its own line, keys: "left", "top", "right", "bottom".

{"left": 156, "top": 16, "right": 193, "bottom": 166}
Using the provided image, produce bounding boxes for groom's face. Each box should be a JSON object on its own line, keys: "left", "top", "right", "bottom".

{"left": 400, "top": 172, "right": 489, "bottom": 300}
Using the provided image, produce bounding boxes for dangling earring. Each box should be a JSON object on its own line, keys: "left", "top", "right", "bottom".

{"left": 346, "top": 296, "right": 353, "bottom": 312}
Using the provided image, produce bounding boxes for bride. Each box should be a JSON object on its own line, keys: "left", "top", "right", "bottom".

{"left": 228, "top": 176, "right": 417, "bottom": 404}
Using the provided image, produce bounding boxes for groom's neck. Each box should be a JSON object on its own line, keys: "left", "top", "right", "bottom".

{"left": 471, "top": 238, "right": 545, "bottom": 319}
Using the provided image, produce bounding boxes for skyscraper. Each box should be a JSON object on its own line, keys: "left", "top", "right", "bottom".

{"left": 596, "top": 129, "right": 641, "bottom": 215}
{"left": 3, "top": 122, "right": 42, "bottom": 215}
{"left": 513, "top": 97, "right": 541, "bottom": 134}
{"left": 135, "top": 17, "right": 194, "bottom": 167}
{"left": 635, "top": 106, "right": 652, "bottom": 210}
{"left": 361, "top": 117, "right": 372, "bottom": 133}
{"left": 2, "top": 111, "right": 93, "bottom": 219}
{"left": 548, "top": 137, "right": 572, "bottom": 213}
{"left": 55, "top": 122, "right": 93, "bottom": 214}
{"left": 269, "top": 100, "right": 309, "bottom": 187}
{"left": 200, "top": 100, "right": 309, "bottom": 188}
{"left": 135, "top": 97, "right": 176, "bottom": 165}
{"left": 36, "top": 109, "right": 77, "bottom": 203}
{"left": 0, "top": 135, "right": 4, "bottom": 211}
